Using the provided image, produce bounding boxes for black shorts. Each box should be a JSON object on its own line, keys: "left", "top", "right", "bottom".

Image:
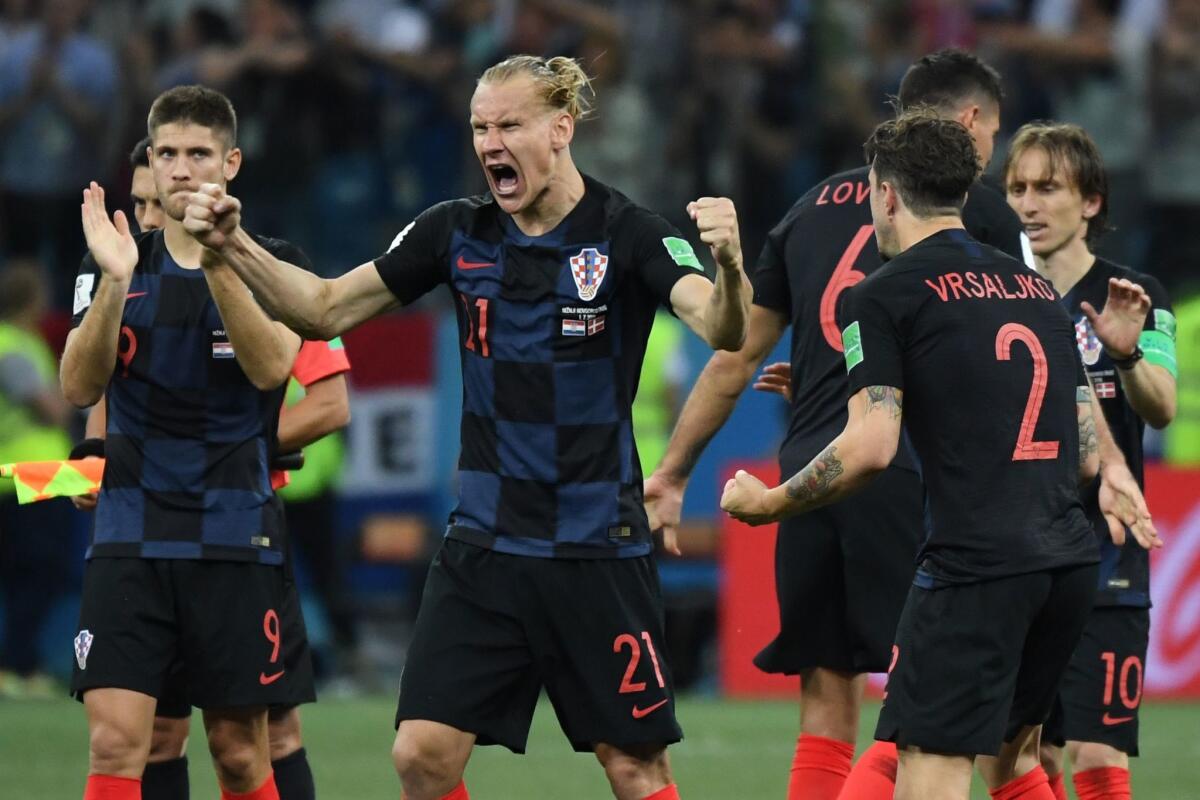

{"left": 396, "top": 539, "right": 682, "bottom": 754}
{"left": 71, "top": 557, "right": 315, "bottom": 709}
{"left": 755, "top": 466, "right": 923, "bottom": 675}
{"left": 155, "top": 562, "right": 315, "bottom": 718}
{"left": 876, "top": 563, "right": 1098, "bottom": 756}
{"left": 1043, "top": 606, "right": 1149, "bottom": 756}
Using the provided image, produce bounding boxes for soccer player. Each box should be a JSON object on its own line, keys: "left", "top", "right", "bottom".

{"left": 721, "top": 110, "right": 1107, "bottom": 800}
{"left": 74, "top": 135, "right": 349, "bottom": 800}
{"left": 61, "top": 85, "right": 313, "bottom": 800}
{"left": 1005, "top": 123, "right": 1177, "bottom": 800}
{"left": 181, "top": 55, "right": 751, "bottom": 800}
{"left": 643, "top": 49, "right": 1031, "bottom": 800}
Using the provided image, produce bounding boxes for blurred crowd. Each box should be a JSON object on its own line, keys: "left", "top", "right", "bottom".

{"left": 1, "top": 0, "right": 1199, "bottom": 303}
{"left": 2, "top": 0, "right": 1200, "bottom": 693}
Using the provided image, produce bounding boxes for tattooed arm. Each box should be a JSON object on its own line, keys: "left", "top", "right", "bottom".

{"left": 720, "top": 385, "right": 903, "bottom": 525}
{"left": 1077, "top": 385, "right": 1100, "bottom": 484}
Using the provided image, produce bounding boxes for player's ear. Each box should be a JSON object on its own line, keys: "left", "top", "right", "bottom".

{"left": 223, "top": 147, "right": 242, "bottom": 182}
{"left": 957, "top": 104, "right": 980, "bottom": 132}
{"left": 1081, "top": 192, "right": 1102, "bottom": 221}
{"left": 551, "top": 110, "right": 574, "bottom": 151}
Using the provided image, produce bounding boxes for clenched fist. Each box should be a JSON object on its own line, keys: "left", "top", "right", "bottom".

{"left": 687, "top": 197, "right": 743, "bottom": 273}
{"left": 183, "top": 183, "right": 242, "bottom": 252}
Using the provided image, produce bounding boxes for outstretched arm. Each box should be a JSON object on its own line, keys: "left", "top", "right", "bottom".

{"left": 720, "top": 385, "right": 902, "bottom": 525}
{"left": 184, "top": 184, "right": 399, "bottom": 339}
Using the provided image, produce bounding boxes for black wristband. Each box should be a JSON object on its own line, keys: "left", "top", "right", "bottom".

{"left": 1111, "top": 345, "right": 1144, "bottom": 371}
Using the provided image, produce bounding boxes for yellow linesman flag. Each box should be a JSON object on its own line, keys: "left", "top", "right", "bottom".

{"left": 0, "top": 459, "right": 104, "bottom": 504}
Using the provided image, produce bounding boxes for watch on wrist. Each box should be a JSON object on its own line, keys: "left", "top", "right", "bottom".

{"left": 1111, "top": 345, "right": 1144, "bottom": 370}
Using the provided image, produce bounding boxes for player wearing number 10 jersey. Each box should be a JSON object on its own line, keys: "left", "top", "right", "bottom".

{"left": 643, "top": 49, "right": 1028, "bottom": 799}
{"left": 721, "top": 111, "right": 1100, "bottom": 800}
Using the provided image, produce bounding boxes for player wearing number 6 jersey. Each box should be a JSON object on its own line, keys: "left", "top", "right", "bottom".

{"left": 179, "top": 55, "right": 751, "bottom": 800}
{"left": 644, "top": 50, "right": 1029, "bottom": 800}
{"left": 1005, "top": 123, "right": 1177, "bottom": 800}
{"left": 722, "top": 111, "right": 1103, "bottom": 800}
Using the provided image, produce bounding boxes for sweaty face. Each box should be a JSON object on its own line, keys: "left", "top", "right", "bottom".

{"left": 470, "top": 76, "right": 563, "bottom": 215}
{"left": 868, "top": 167, "right": 900, "bottom": 259}
{"left": 130, "top": 165, "right": 165, "bottom": 232}
{"left": 150, "top": 122, "right": 237, "bottom": 221}
{"left": 1005, "top": 147, "right": 1094, "bottom": 259}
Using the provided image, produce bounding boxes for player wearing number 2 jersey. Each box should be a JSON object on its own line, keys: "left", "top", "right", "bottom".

{"left": 721, "top": 111, "right": 1100, "bottom": 800}
{"left": 643, "top": 50, "right": 1027, "bottom": 800}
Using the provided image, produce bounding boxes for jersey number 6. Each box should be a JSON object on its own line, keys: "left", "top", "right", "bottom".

{"left": 995, "top": 322, "right": 1060, "bottom": 461}
{"left": 819, "top": 225, "right": 873, "bottom": 351}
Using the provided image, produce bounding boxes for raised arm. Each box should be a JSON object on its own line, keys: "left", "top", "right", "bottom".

{"left": 668, "top": 198, "right": 752, "bottom": 351}
{"left": 184, "top": 184, "right": 400, "bottom": 339}
{"left": 643, "top": 305, "right": 788, "bottom": 551}
{"left": 1083, "top": 277, "right": 1177, "bottom": 429}
{"left": 720, "top": 385, "right": 902, "bottom": 525}
{"left": 61, "top": 184, "right": 138, "bottom": 408}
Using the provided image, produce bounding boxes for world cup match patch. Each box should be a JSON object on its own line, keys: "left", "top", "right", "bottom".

{"left": 74, "top": 629, "right": 93, "bottom": 670}
{"left": 842, "top": 321, "right": 863, "bottom": 370}
{"left": 662, "top": 237, "right": 702, "bottom": 270}
{"left": 73, "top": 274, "right": 95, "bottom": 315}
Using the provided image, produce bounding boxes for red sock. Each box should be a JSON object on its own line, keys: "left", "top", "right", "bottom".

{"left": 221, "top": 773, "right": 280, "bottom": 800}
{"left": 1047, "top": 771, "right": 1067, "bottom": 800}
{"left": 788, "top": 734, "right": 856, "bottom": 800}
{"left": 1074, "top": 767, "right": 1132, "bottom": 800}
{"left": 641, "top": 785, "right": 680, "bottom": 800}
{"left": 84, "top": 775, "right": 141, "bottom": 800}
{"left": 837, "top": 741, "right": 897, "bottom": 800}
{"left": 990, "top": 765, "right": 1055, "bottom": 800}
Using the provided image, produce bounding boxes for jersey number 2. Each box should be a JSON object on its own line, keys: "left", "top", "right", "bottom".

{"left": 995, "top": 323, "right": 1060, "bottom": 461}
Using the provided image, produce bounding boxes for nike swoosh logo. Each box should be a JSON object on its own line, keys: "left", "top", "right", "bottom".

{"left": 631, "top": 699, "right": 669, "bottom": 719}
{"left": 457, "top": 255, "right": 495, "bottom": 270}
{"left": 126, "top": 291, "right": 148, "bottom": 298}
{"left": 1102, "top": 712, "right": 1134, "bottom": 726}
{"left": 259, "top": 670, "right": 285, "bottom": 685}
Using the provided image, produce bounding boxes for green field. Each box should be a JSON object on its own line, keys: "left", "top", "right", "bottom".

{"left": 3, "top": 696, "right": 1198, "bottom": 798}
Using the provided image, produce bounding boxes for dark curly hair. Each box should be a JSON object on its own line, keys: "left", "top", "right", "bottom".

{"left": 1003, "top": 122, "right": 1111, "bottom": 245}
{"left": 864, "top": 110, "right": 980, "bottom": 218}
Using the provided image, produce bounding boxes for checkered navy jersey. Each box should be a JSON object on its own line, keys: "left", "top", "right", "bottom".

{"left": 70, "top": 231, "right": 308, "bottom": 563}
{"left": 374, "top": 175, "right": 711, "bottom": 558}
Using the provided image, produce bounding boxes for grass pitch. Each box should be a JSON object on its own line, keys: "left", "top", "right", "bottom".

{"left": 3, "top": 695, "right": 1198, "bottom": 798}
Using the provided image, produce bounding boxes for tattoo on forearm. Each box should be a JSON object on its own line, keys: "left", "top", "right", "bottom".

{"left": 784, "top": 444, "right": 844, "bottom": 505}
{"left": 865, "top": 385, "right": 903, "bottom": 419}
{"left": 1079, "top": 407, "right": 1099, "bottom": 462}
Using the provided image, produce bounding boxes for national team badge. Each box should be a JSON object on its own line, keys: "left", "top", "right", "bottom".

{"left": 74, "top": 629, "right": 93, "bottom": 670}
{"left": 212, "top": 342, "right": 235, "bottom": 359}
{"left": 1075, "top": 318, "right": 1103, "bottom": 366}
{"left": 569, "top": 248, "right": 608, "bottom": 301}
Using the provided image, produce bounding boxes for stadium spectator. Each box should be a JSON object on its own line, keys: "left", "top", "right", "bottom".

{"left": 0, "top": 0, "right": 118, "bottom": 307}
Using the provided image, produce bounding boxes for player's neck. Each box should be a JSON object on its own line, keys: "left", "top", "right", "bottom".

{"left": 163, "top": 218, "right": 204, "bottom": 269}
{"left": 511, "top": 163, "right": 585, "bottom": 237}
{"left": 897, "top": 216, "right": 964, "bottom": 252}
{"left": 1037, "top": 236, "right": 1095, "bottom": 296}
